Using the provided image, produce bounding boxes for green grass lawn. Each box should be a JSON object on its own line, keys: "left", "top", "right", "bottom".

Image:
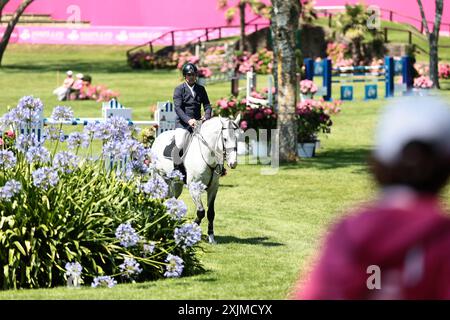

{"left": 0, "top": 44, "right": 450, "bottom": 299}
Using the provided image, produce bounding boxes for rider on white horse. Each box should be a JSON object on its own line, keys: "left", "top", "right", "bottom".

{"left": 172, "top": 63, "right": 225, "bottom": 178}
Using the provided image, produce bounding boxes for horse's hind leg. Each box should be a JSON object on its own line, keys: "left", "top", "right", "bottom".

{"left": 206, "top": 180, "right": 219, "bottom": 244}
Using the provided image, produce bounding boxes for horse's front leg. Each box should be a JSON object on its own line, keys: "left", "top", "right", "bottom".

{"left": 206, "top": 179, "right": 219, "bottom": 244}
{"left": 190, "top": 183, "right": 206, "bottom": 227}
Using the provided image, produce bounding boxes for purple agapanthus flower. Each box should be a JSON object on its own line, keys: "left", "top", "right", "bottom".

{"left": 140, "top": 175, "right": 168, "bottom": 199}
{"left": 91, "top": 276, "right": 117, "bottom": 288}
{"left": 123, "top": 139, "right": 147, "bottom": 161}
{"left": 164, "top": 198, "right": 187, "bottom": 221}
{"left": 13, "top": 96, "right": 44, "bottom": 125}
{"left": 164, "top": 254, "right": 184, "bottom": 278}
{"left": 188, "top": 181, "right": 207, "bottom": 198}
{"left": 174, "top": 222, "right": 202, "bottom": 249}
{"left": 25, "top": 146, "right": 50, "bottom": 164}
{"left": 0, "top": 114, "right": 14, "bottom": 132}
{"left": 0, "top": 179, "right": 22, "bottom": 201}
{"left": 67, "top": 132, "right": 89, "bottom": 149}
{"left": 32, "top": 167, "right": 59, "bottom": 190}
{"left": 167, "top": 170, "right": 184, "bottom": 181}
{"left": 53, "top": 151, "right": 80, "bottom": 174}
{"left": 65, "top": 262, "right": 83, "bottom": 277}
{"left": 125, "top": 160, "right": 149, "bottom": 176}
{"left": 142, "top": 242, "right": 156, "bottom": 256}
{"left": 51, "top": 106, "right": 73, "bottom": 121}
{"left": 115, "top": 223, "right": 140, "bottom": 248}
{"left": 44, "top": 126, "right": 65, "bottom": 142}
{"left": 102, "top": 139, "right": 128, "bottom": 160}
{"left": 0, "top": 150, "right": 17, "bottom": 169}
{"left": 83, "top": 122, "right": 98, "bottom": 135}
{"left": 106, "top": 116, "right": 132, "bottom": 141}
{"left": 15, "top": 133, "right": 40, "bottom": 153}
{"left": 119, "top": 257, "right": 143, "bottom": 278}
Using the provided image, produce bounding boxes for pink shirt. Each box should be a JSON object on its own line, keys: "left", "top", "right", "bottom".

{"left": 296, "top": 189, "right": 450, "bottom": 299}
{"left": 63, "top": 77, "right": 74, "bottom": 88}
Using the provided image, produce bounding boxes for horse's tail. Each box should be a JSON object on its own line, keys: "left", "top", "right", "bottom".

{"left": 151, "top": 130, "right": 175, "bottom": 174}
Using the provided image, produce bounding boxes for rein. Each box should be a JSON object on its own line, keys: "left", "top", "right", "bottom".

{"left": 193, "top": 120, "right": 237, "bottom": 188}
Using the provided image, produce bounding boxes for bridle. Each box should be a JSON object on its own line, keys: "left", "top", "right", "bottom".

{"left": 194, "top": 119, "right": 239, "bottom": 178}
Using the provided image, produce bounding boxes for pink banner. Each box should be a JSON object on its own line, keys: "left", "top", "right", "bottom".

{"left": 0, "top": 26, "right": 171, "bottom": 45}
{"left": 4, "top": 0, "right": 448, "bottom": 30}
{"left": 0, "top": 25, "right": 268, "bottom": 46}
{"left": 4, "top": 0, "right": 268, "bottom": 29}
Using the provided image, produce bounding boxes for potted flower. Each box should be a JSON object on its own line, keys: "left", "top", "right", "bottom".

{"left": 439, "top": 63, "right": 450, "bottom": 79}
{"left": 0, "top": 130, "right": 15, "bottom": 150}
{"left": 242, "top": 102, "right": 277, "bottom": 159}
{"left": 299, "top": 79, "right": 318, "bottom": 101}
{"left": 197, "top": 67, "right": 213, "bottom": 86}
{"left": 296, "top": 99, "right": 341, "bottom": 157}
{"left": 214, "top": 89, "right": 277, "bottom": 158}
{"left": 249, "top": 49, "right": 274, "bottom": 75}
{"left": 214, "top": 95, "right": 246, "bottom": 119}
{"left": 413, "top": 75, "right": 433, "bottom": 95}
{"left": 214, "top": 96, "right": 248, "bottom": 155}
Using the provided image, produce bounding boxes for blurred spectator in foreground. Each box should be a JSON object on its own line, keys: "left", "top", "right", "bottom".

{"left": 52, "top": 70, "right": 75, "bottom": 101}
{"left": 295, "top": 96, "right": 450, "bottom": 299}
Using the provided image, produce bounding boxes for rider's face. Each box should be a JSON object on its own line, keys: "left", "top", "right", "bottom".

{"left": 185, "top": 73, "right": 197, "bottom": 85}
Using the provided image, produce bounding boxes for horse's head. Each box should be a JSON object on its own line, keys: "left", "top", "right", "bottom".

{"left": 219, "top": 114, "right": 241, "bottom": 169}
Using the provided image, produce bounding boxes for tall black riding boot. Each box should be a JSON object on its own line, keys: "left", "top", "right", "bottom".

{"left": 172, "top": 146, "right": 187, "bottom": 184}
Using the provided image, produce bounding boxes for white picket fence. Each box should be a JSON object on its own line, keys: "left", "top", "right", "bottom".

{"left": 17, "top": 99, "right": 176, "bottom": 140}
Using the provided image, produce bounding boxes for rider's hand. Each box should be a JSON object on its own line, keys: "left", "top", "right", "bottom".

{"left": 188, "top": 119, "right": 197, "bottom": 127}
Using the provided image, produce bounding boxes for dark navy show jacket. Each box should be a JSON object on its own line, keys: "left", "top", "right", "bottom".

{"left": 173, "top": 82, "right": 212, "bottom": 130}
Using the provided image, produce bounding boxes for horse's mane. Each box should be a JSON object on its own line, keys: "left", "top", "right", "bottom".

{"left": 200, "top": 117, "right": 227, "bottom": 133}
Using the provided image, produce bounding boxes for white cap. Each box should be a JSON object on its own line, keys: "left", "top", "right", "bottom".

{"left": 76, "top": 73, "right": 83, "bottom": 79}
{"left": 66, "top": 70, "right": 73, "bottom": 76}
{"left": 374, "top": 96, "right": 450, "bottom": 165}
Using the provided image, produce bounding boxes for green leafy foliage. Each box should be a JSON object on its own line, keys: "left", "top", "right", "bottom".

{"left": 0, "top": 99, "right": 204, "bottom": 290}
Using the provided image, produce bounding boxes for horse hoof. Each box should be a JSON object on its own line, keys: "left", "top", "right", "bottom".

{"left": 208, "top": 234, "right": 217, "bottom": 245}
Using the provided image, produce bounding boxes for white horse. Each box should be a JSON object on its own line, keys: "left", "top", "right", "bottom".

{"left": 152, "top": 115, "right": 241, "bottom": 244}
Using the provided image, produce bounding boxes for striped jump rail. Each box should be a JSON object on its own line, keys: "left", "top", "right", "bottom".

{"left": 304, "top": 56, "right": 414, "bottom": 101}
{"left": 332, "top": 65, "right": 385, "bottom": 72}
{"left": 43, "top": 118, "right": 158, "bottom": 127}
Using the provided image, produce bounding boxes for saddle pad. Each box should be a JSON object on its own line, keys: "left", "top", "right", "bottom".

{"left": 163, "top": 139, "right": 176, "bottom": 160}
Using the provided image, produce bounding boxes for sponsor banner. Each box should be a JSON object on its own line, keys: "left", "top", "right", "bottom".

{"left": 0, "top": 25, "right": 266, "bottom": 46}
{"left": 0, "top": 26, "right": 170, "bottom": 45}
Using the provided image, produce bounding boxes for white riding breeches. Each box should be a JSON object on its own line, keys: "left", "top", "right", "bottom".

{"left": 174, "top": 128, "right": 190, "bottom": 151}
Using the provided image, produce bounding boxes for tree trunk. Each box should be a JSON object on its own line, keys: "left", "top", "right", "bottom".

{"left": 417, "top": 0, "right": 443, "bottom": 89}
{"left": 271, "top": 24, "right": 278, "bottom": 113}
{"left": 417, "top": 0, "right": 430, "bottom": 34}
{"left": 429, "top": 33, "right": 440, "bottom": 89}
{"left": 430, "top": 0, "right": 443, "bottom": 89}
{"left": 239, "top": 2, "right": 246, "bottom": 51}
{"left": 272, "top": 0, "right": 301, "bottom": 163}
{"left": 0, "top": 1, "right": 10, "bottom": 25}
{"left": 0, "top": 0, "right": 34, "bottom": 66}
{"left": 350, "top": 37, "right": 365, "bottom": 65}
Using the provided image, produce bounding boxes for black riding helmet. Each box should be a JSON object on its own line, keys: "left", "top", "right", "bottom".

{"left": 182, "top": 63, "right": 198, "bottom": 76}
